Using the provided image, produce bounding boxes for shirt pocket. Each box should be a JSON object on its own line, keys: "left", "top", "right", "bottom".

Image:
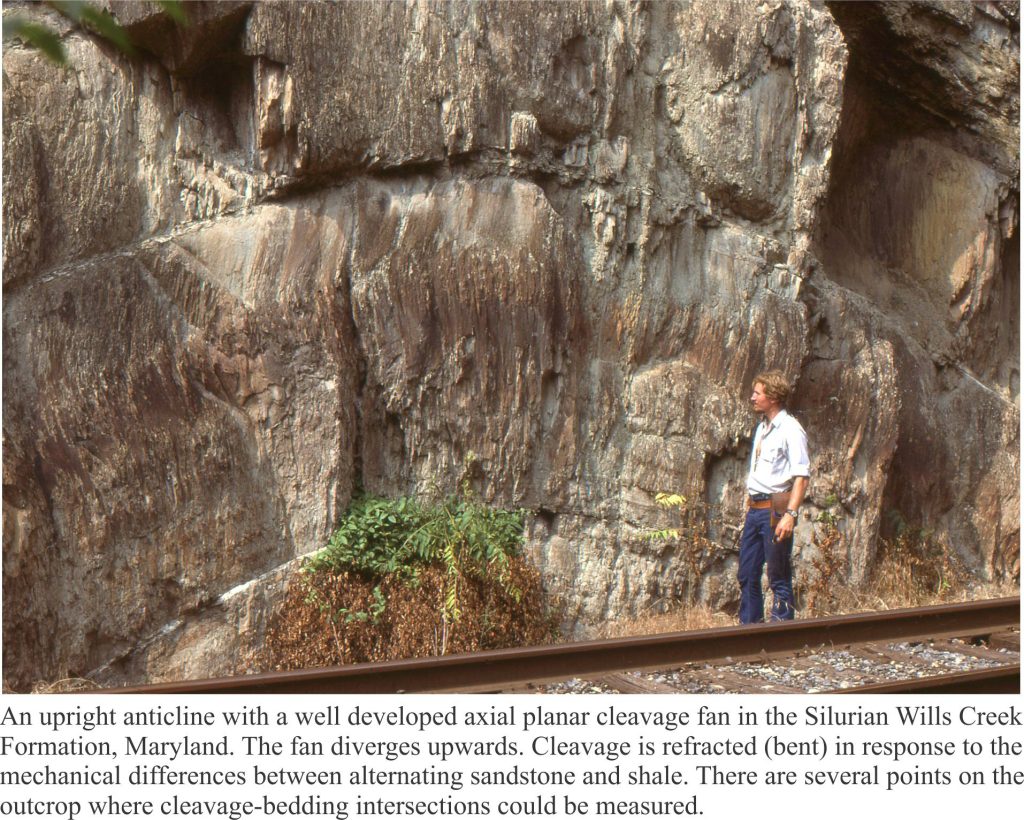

{"left": 760, "top": 442, "right": 786, "bottom": 467}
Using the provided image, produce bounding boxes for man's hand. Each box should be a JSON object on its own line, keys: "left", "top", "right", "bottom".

{"left": 774, "top": 512, "right": 795, "bottom": 541}
{"left": 774, "top": 475, "right": 807, "bottom": 541}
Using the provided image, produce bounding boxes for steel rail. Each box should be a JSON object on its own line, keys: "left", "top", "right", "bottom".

{"left": 833, "top": 664, "right": 1020, "bottom": 695}
{"left": 103, "top": 596, "right": 1019, "bottom": 694}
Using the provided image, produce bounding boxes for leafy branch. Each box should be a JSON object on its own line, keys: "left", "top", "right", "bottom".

{"left": 3, "top": 1, "right": 187, "bottom": 65}
{"left": 645, "top": 490, "right": 725, "bottom": 605}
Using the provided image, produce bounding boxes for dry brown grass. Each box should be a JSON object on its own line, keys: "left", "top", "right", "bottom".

{"left": 595, "top": 604, "right": 735, "bottom": 639}
{"left": 595, "top": 521, "right": 1018, "bottom": 639}
{"left": 30, "top": 677, "right": 100, "bottom": 693}
{"left": 797, "top": 521, "right": 1017, "bottom": 617}
{"left": 248, "top": 556, "right": 558, "bottom": 673}
{"left": 0, "top": 676, "right": 101, "bottom": 694}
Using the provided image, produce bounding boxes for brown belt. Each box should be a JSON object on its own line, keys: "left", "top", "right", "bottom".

{"left": 748, "top": 499, "right": 773, "bottom": 510}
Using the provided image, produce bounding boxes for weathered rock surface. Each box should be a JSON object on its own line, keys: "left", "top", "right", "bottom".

{"left": 2, "top": 0, "right": 1018, "bottom": 688}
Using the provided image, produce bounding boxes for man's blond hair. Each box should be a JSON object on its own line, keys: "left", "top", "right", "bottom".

{"left": 753, "top": 370, "right": 792, "bottom": 405}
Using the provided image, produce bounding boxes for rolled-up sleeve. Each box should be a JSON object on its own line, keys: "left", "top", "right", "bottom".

{"left": 786, "top": 422, "right": 810, "bottom": 479}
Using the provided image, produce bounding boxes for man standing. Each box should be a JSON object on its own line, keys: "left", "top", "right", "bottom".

{"left": 738, "top": 370, "right": 810, "bottom": 623}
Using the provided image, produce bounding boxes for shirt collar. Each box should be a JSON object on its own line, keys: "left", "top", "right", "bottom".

{"left": 763, "top": 408, "right": 789, "bottom": 430}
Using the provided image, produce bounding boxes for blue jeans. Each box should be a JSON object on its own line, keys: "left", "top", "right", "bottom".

{"left": 738, "top": 507, "right": 795, "bottom": 623}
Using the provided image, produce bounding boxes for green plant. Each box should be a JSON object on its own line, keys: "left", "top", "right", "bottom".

{"left": 815, "top": 493, "right": 842, "bottom": 525}
{"left": 337, "top": 585, "right": 388, "bottom": 625}
{"left": 645, "top": 491, "right": 724, "bottom": 605}
{"left": 303, "top": 468, "right": 527, "bottom": 653}
{"left": 308, "top": 495, "right": 524, "bottom": 592}
{"left": 4, "top": 1, "right": 187, "bottom": 65}
{"left": 648, "top": 492, "right": 687, "bottom": 540}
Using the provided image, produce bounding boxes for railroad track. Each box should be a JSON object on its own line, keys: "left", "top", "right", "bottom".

{"left": 106, "top": 596, "right": 1019, "bottom": 695}
{"left": 538, "top": 629, "right": 1020, "bottom": 695}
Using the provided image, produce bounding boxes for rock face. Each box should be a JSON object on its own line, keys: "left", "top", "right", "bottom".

{"left": 2, "top": 0, "right": 1018, "bottom": 688}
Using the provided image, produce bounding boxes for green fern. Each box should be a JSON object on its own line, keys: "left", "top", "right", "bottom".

{"left": 303, "top": 487, "right": 526, "bottom": 639}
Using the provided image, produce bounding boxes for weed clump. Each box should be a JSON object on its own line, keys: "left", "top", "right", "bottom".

{"left": 250, "top": 489, "right": 558, "bottom": 672}
{"left": 803, "top": 518, "right": 850, "bottom": 614}
{"left": 800, "top": 502, "right": 971, "bottom": 616}
{"left": 868, "top": 528, "right": 968, "bottom": 605}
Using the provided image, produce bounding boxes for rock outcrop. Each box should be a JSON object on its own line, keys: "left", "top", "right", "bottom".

{"left": 2, "top": 0, "right": 1018, "bottom": 688}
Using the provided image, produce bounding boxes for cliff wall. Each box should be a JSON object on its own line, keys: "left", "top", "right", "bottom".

{"left": 2, "top": 0, "right": 1018, "bottom": 688}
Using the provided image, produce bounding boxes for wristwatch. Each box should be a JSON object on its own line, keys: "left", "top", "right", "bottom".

{"left": 785, "top": 509, "right": 800, "bottom": 519}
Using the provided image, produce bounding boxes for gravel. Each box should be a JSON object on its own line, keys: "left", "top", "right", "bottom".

{"left": 536, "top": 637, "right": 1018, "bottom": 694}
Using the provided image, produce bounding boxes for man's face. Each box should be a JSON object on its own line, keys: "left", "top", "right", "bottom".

{"left": 750, "top": 382, "right": 776, "bottom": 414}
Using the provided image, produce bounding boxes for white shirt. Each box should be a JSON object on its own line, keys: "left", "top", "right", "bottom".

{"left": 747, "top": 409, "right": 810, "bottom": 495}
